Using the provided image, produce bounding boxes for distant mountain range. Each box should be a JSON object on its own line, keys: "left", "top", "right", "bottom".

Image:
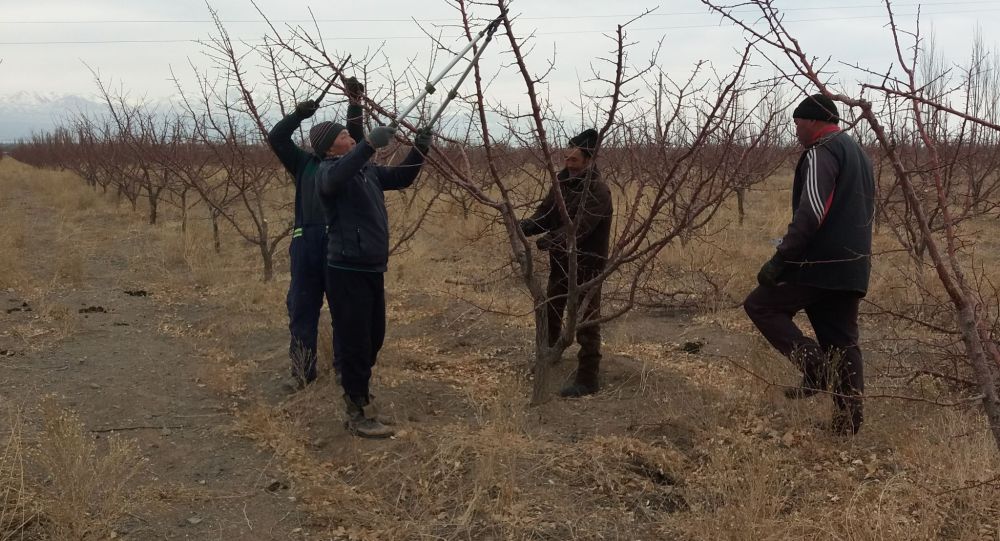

{"left": 0, "top": 91, "right": 108, "bottom": 143}
{"left": 0, "top": 90, "right": 516, "bottom": 144}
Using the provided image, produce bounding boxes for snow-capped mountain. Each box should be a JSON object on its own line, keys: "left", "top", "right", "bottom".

{"left": 0, "top": 91, "right": 186, "bottom": 143}
{"left": 0, "top": 91, "right": 107, "bottom": 143}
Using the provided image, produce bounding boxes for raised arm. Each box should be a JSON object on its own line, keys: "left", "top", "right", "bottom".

{"left": 316, "top": 139, "right": 377, "bottom": 197}
{"left": 371, "top": 127, "right": 432, "bottom": 191}
{"left": 267, "top": 102, "right": 315, "bottom": 177}
{"left": 372, "top": 147, "right": 426, "bottom": 191}
{"left": 345, "top": 77, "right": 366, "bottom": 144}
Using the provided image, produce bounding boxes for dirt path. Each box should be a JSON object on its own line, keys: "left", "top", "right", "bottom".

{"left": 0, "top": 181, "right": 318, "bottom": 539}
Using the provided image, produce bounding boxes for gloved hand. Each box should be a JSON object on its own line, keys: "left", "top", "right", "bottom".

{"left": 536, "top": 235, "right": 557, "bottom": 252}
{"left": 414, "top": 127, "right": 433, "bottom": 154}
{"left": 757, "top": 253, "right": 787, "bottom": 287}
{"left": 295, "top": 100, "right": 319, "bottom": 119}
{"left": 345, "top": 76, "right": 364, "bottom": 103}
{"left": 367, "top": 125, "right": 397, "bottom": 149}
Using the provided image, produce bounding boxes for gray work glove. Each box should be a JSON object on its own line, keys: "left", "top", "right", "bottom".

{"left": 295, "top": 100, "right": 319, "bottom": 119}
{"left": 367, "top": 125, "right": 397, "bottom": 149}
{"left": 414, "top": 127, "right": 433, "bottom": 154}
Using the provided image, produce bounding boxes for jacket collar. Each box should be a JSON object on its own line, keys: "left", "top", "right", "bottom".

{"left": 557, "top": 166, "right": 600, "bottom": 185}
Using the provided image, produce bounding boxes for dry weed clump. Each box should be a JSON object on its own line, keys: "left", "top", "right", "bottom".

{"left": 32, "top": 404, "right": 145, "bottom": 540}
{"left": 0, "top": 217, "right": 26, "bottom": 289}
{"left": 0, "top": 163, "right": 28, "bottom": 289}
{"left": 0, "top": 412, "right": 36, "bottom": 540}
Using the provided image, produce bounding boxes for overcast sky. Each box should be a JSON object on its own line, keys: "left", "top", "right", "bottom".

{"left": 1, "top": 0, "right": 999, "bottom": 129}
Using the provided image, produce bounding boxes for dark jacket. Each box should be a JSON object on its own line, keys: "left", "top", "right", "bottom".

{"left": 776, "top": 130, "right": 875, "bottom": 295}
{"left": 315, "top": 140, "right": 425, "bottom": 272}
{"left": 267, "top": 104, "right": 365, "bottom": 229}
{"left": 520, "top": 168, "right": 613, "bottom": 270}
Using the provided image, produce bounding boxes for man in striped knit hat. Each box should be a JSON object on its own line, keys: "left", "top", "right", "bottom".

{"left": 743, "top": 93, "right": 875, "bottom": 435}
{"left": 267, "top": 77, "right": 367, "bottom": 392}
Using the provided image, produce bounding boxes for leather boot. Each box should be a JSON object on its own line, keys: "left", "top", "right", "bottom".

{"left": 559, "top": 358, "right": 599, "bottom": 398}
{"left": 343, "top": 394, "right": 394, "bottom": 439}
{"left": 784, "top": 345, "right": 828, "bottom": 400}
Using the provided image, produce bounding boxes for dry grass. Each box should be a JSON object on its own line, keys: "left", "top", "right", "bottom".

{"left": 0, "top": 412, "right": 35, "bottom": 541}
{"left": 1, "top": 157, "right": 999, "bottom": 539}
{"left": 31, "top": 402, "right": 145, "bottom": 540}
{"left": 0, "top": 404, "right": 147, "bottom": 541}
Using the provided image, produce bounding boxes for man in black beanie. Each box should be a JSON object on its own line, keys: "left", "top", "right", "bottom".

{"left": 266, "top": 77, "right": 367, "bottom": 391}
{"left": 315, "top": 108, "right": 433, "bottom": 438}
{"left": 519, "top": 128, "right": 614, "bottom": 398}
{"left": 744, "top": 93, "right": 875, "bottom": 435}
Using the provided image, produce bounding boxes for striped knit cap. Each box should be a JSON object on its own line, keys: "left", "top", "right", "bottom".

{"left": 309, "top": 121, "right": 346, "bottom": 156}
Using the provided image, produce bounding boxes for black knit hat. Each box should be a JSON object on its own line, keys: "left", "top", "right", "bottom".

{"left": 309, "top": 121, "right": 346, "bottom": 156}
{"left": 793, "top": 94, "right": 839, "bottom": 124}
{"left": 569, "top": 128, "right": 599, "bottom": 157}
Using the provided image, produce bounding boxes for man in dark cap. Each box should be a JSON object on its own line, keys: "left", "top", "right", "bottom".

{"left": 743, "top": 93, "right": 875, "bottom": 435}
{"left": 266, "top": 77, "right": 367, "bottom": 391}
{"left": 519, "top": 128, "right": 614, "bottom": 398}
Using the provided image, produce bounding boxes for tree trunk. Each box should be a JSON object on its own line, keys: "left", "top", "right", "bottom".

{"left": 260, "top": 243, "right": 274, "bottom": 282}
{"left": 148, "top": 192, "right": 158, "bottom": 225}
{"left": 736, "top": 187, "right": 746, "bottom": 226}
{"left": 957, "top": 302, "right": 1000, "bottom": 446}
{"left": 530, "top": 305, "right": 562, "bottom": 405}
{"left": 180, "top": 190, "right": 188, "bottom": 234}
{"left": 211, "top": 210, "right": 221, "bottom": 254}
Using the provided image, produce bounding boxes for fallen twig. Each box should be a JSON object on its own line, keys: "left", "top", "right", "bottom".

{"left": 90, "top": 424, "right": 190, "bottom": 433}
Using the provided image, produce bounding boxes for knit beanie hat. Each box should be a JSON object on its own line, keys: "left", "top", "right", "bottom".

{"left": 792, "top": 94, "right": 839, "bottom": 124}
{"left": 309, "top": 121, "right": 346, "bottom": 156}
{"left": 569, "top": 128, "right": 599, "bottom": 157}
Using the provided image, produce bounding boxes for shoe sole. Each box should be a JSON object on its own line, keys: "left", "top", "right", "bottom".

{"left": 344, "top": 421, "right": 395, "bottom": 439}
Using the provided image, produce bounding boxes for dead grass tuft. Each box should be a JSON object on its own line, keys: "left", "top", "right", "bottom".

{"left": 0, "top": 411, "right": 36, "bottom": 540}
{"left": 32, "top": 402, "right": 146, "bottom": 540}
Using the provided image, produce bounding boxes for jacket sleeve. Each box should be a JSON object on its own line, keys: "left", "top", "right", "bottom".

{"left": 538, "top": 181, "right": 611, "bottom": 249}
{"left": 267, "top": 111, "right": 311, "bottom": 177}
{"left": 316, "top": 139, "right": 377, "bottom": 197}
{"left": 776, "top": 146, "right": 839, "bottom": 262}
{"left": 519, "top": 188, "right": 559, "bottom": 237}
{"left": 346, "top": 103, "right": 365, "bottom": 143}
{"left": 573, "top": 181, "right": 612, "bottom": 240}
{"left": 373, "top": 148, "right": 425, "bottom": 191}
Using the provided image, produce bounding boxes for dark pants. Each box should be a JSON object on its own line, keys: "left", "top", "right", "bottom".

{"left": 546, "top": 255, "right": 603, "bottom": 379}
{"left": 286, "top": 227, "right": 338, "bottom": 383}
{"left": 744, "top": 283, "right": 864, "bottom": 418}
{"left": 326, "top": 267, "right": 385, "bottom": 403}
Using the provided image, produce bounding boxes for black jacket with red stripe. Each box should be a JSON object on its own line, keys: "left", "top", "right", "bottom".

{"left": 775, "top": 130, "right": 875, "bottom": 295}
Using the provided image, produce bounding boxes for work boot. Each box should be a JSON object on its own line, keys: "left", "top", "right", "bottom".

{"left": 559, "top": 358, "right": 599, "bottom": 398}
{"left": 281, "top": 375, "right": 308, "bottom": 394}
{"left": 829, "top": 397, "right": 864, "bottom": 435}
{"left": 343, "top": 394, "right": 394, "bottom": 439}
{"left": 785, "top": 346, "right": 827, "bottom": 400}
